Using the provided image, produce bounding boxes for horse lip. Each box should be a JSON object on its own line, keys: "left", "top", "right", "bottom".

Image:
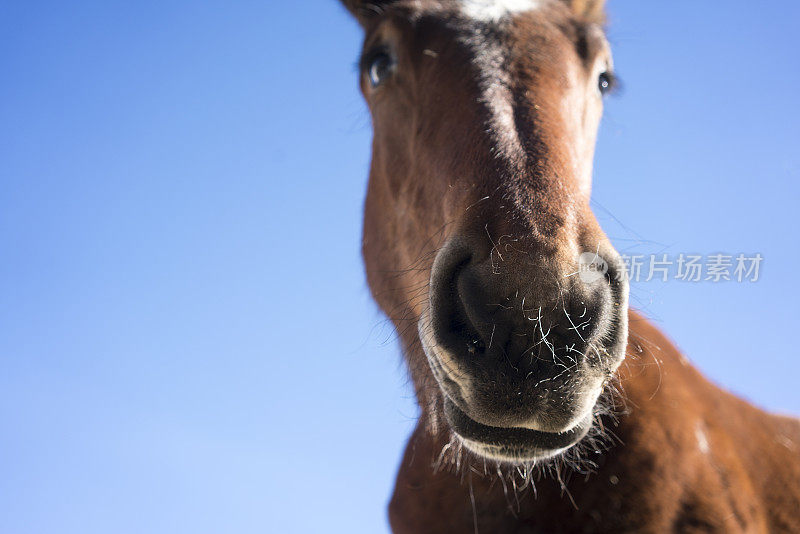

{"left": 443, "top": 397, "right": 592, "bottom": 461}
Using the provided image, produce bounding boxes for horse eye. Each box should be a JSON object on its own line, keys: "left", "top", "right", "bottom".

{"left": 598, "top": 71, "right": 615, "bottom": 95}
{"left": 367, "top": 52, "right": 394, "bottom": 87}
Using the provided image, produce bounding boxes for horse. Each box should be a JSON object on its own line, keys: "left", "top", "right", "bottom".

{"left": 337, "top": 1, "right": 800, "bottom": 531}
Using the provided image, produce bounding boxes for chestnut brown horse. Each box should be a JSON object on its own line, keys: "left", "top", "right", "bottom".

{"left": 339, "top": 0, "right": 800, "bottom": 531}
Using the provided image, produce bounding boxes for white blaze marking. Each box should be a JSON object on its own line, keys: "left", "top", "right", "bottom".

{"left": 461, "top": 33, "right": 526, "bottom": 164}
{"left": 460, "top": 0, "right": 542, "bottom": 22}
{"left": 695, "top": 422, "right": 710, "bottom": 455}
{"left": 453, "top": 2, "right": 543, "bottom": 165}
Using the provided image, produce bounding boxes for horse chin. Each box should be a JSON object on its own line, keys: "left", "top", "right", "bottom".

{"left": 442, "top": 397, "right": 594, "bottom": 464}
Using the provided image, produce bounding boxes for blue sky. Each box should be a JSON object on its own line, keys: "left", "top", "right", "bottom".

{"left": 1, "top": 1, "right": 798, "bottom": 533}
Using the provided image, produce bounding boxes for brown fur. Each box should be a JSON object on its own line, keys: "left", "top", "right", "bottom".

{"left": 338, "top": 0, "right": 800, "bottom": 531}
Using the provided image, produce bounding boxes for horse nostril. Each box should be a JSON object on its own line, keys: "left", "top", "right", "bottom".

{"left": 467, "top": 337, "right": 485, "bottom": 355}
{"left": 428, "top": 238, "right": 488, "bottom": 358}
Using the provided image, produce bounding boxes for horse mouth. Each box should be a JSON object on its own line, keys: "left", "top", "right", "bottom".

{"left": 443, "top": 397, "right": 592, "bottom": 463}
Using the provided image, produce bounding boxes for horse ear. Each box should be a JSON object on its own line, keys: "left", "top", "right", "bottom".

{"left": 339, "top": 0, "right": 396, "bottom": 26}
{"left": 563, "top": 0, "right": 606, "bottom": 24}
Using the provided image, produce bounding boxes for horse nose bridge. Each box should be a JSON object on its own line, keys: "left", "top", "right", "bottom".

{"left": 451, "top": 214, "right": 578, "bottom": 288}
{"left": 452, "top": 183, "right": 589, "bottom": 266}
{"left": 441, "top": 189, "right": 594, "bottom": 299}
